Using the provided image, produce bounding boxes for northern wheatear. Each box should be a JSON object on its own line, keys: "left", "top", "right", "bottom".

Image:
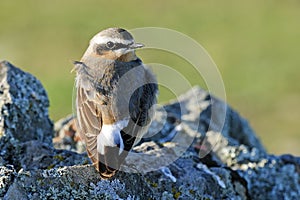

{"left": 73, "top": 28, "right": 158, "bottom": 179}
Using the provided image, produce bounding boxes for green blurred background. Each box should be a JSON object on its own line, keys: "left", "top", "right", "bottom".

{"left": 0, "top": 0, "right": 299, "bottom": 155}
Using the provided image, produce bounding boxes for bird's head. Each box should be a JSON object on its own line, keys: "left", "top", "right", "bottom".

{"left": 84, "top": 27, "right": 144, "bottom": 62}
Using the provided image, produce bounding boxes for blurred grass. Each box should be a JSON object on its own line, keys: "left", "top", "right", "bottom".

{"left": 0, "top": 0, "right": 299, "bottom": 155}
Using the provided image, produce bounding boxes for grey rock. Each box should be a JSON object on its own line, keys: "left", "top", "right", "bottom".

{"left": 155, "top": 87, "right": 266, "bottom": 152}
{"left": 15, "top": 140, "right": 89, "bottom": 171}
{"left": 53, "top": 114, "right": 85, "bottom": 153}
{"left": 208, "top": 131, "right": 300, "bottom": 200}
{"left": 2, "top": 160, "right": 246, "bottom": 200}
{"left": 0, "top": 62, "right": 299, "bottom": 199}
{"left": 50, "top": 86, "right": 299, "bottom": 200}
{"left": 245, "top": 160, "right": 299, "bottom": 200}
{"left": 0, "top": 60, "right": 53, "bottom": 144}
{"left": 4, "top": 181, "right": 28, "bottom": 200}
{"left": 0, "top": 61, "right": 53, "bottom": 169}
{"left": 0, "top": 165, "right": 15, "bottom": 197}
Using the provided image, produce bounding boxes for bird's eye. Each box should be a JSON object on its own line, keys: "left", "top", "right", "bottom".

{"left": 106, "top": 41, "right": 115, "bottom": 49}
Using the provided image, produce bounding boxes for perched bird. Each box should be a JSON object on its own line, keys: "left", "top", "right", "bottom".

{"left": 73, "top": 27, "right": 158, "bottom": 179}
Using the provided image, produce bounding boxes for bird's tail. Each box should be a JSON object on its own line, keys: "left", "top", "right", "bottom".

{"left": 97, "top": 146, "right": 127, "bottom": 179}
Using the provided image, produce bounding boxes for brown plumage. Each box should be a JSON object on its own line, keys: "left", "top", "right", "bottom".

{"left": 74, "top": 28, "right": 158, "bottom": 178}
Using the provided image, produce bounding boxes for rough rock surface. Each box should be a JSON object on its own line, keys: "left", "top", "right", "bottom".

{"left": 0, "top": 61, "right": 299, "bottom": 199}
{"left": 0, "top": 61, "right": 54, "bottom": 168}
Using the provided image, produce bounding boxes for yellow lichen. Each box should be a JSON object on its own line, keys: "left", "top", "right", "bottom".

{"left": 150, "top": 182, "right": 158, "bottom": 188}
{"left": 47, "top": 164, "right": 55, "bottom": 170}
{"left": 172, "top": 187, "right": 181, "bottom": 199}
{"left": 53, "top": 155, "right": 64, "bottom": 161}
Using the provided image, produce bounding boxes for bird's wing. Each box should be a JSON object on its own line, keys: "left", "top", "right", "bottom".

{"left": 76, "top": 86, "right": 102, "bottom": 171}
{"left": 121, "top": 66, "right": 158, "bottom": 152}
{"left": 77, "top": 85, "right": 121, "bottom": 179}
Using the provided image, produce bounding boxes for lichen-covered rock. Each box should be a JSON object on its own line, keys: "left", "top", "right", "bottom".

{"left": 0, "top": 61, "right": 53, "bottom": 144}
{"left": 50, "top": 86, "right": 299, "bottom": 200}
{"left": 0, "top": 61, "right": 299, "bottom": 199}
{"left": 14, "top": 140, "right": 89, "bottom": 171}
{"left": 0, "top": 61, "right": 53, "bottom": 167}
{"left": 205, "top": 131, "right": 300, "bottom": 200}
{"left": 245, "top": 158, "right": 299, "bottom": 200}
{"left": 53, "top": 114, "right": 85, "bottom": 153}
{"left": 2, "top": 158, "right": 248, "bottom": 200}
{"left": 0, "top": 165, "right": 15, "bottom": 197}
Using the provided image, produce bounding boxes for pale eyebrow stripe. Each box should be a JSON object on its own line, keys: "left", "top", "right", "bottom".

{"left": 91, "top": 36, "right": 134, "bottom": 45}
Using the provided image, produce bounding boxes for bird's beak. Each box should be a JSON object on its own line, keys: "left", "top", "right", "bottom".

{"left": 130, "top": 43, "right": 144, "bottom": 49}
